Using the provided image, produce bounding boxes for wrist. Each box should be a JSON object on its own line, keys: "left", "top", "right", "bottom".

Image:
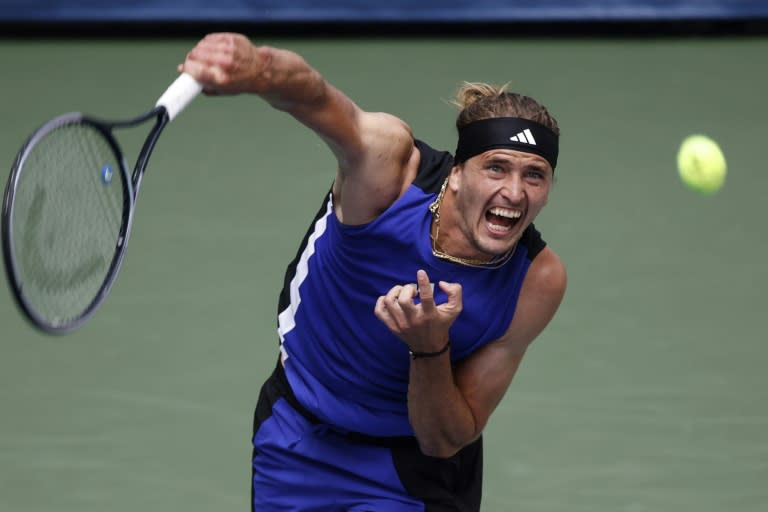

{"left": 409, "top": 340, "right": 451, "bottom": 360}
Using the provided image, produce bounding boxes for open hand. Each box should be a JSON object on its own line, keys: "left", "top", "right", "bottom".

{"left": 374, "top": 269, "right": 462, "bottom": 353}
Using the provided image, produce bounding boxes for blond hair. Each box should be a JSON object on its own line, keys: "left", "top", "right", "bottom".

{"left": 452, "top": 82, "right": 560, "bottom": 135}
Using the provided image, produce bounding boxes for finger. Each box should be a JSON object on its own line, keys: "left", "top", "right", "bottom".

{"left": 185, "top": 40, "right": 234, "bottom": 72}
{"left": 397, "top": 283, "right": 417, "bottom": 306}
{"left": 374, "top": 296, "right": 400, "bottom": 333}
{"left": 384, "top": 285, "right": 404, "bottom": 303}
{"left": 397, "top": 283, "right": 419, "bottom": 319}
{"left": 416, "top": 269, "right": 436, "bottom": 314}
{"left": 193, "top": 46, "right": 235, "bottom": 70}
{"left": 198, "top": 33, "right": 235, "bottom": 54}
{"left": 178, "top": 58, "right": 214, "bottom": 84}
{"left": 181, "top": 59, "right": 228, "bottom": 93}
{"left": 383, "top": 286, "right": 408, "bottom": 327}
{"left": 438, "top": 281, "right": 463, "bottom": 313}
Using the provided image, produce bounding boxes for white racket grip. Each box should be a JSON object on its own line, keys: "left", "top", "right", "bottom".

{"left": 155, "top": 73, "right": 203, "bottom": 122}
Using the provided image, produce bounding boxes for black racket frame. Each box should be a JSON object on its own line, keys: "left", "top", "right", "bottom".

{"left": 2, "top": 106, "right": 170, "bottom": 334}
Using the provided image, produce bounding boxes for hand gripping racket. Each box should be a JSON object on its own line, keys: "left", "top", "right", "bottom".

{"left": 2, "top": 73, "right": 202, "bottom": 334}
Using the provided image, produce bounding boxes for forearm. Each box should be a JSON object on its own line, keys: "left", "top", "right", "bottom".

{"left": 408, "top": 355, "right": 478, "bottom": 458}
{"left": 252, "top": 46, "right": 328, "bottom": 113}
{"left": 182, "top": 34, "right": 329, "bottom": 114}
{"left": 249, "top": 46, "right": 362, "bottom": 162}
{"left": 182, "top": 34, "right": 366, "bottom": 171}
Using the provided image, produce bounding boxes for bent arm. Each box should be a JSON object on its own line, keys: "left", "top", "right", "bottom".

{"left": 180, "top": 33, "right": 417, "bottom": 224}
{"left": 408, "top": 247, "right": 567, "bottom": 457}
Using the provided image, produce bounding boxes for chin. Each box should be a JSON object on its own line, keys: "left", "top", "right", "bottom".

{"left": 481, "top": 228, "right": 523, "bottom": 252}
{"left": 478, "top": 238, "right": 518, "bottom": 258}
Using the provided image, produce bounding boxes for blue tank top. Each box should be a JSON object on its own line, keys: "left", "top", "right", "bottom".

{"left": 276, "top": 140, "right": 545, "bottom": 437}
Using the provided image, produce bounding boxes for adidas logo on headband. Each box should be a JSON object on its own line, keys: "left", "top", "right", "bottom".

{"left": 509, "top": 129, "right": 536, "bottom": 145}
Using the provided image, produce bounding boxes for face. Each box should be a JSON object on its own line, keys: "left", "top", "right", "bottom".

{"left": 445, "top": 149, "right": 552, "bottom": 260}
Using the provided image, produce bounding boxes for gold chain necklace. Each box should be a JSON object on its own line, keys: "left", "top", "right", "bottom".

{"left": 428, "top": 177, "right": 516, "bottom": 269}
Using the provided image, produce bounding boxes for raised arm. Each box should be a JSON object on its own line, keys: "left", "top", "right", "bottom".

{"left": 180, "top": 33, "right": 418, "bottom": 224}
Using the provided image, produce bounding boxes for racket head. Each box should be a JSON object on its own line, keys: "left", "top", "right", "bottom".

{"left": 2, "top": 112, "right": 135, "bottom": 334}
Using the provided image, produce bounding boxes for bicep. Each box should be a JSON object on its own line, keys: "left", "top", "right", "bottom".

{"left": 332, "top": 112, "right": 417, "bottom": 224}
{"left": 284, "top": 84, "right": 416, "bottom": 224}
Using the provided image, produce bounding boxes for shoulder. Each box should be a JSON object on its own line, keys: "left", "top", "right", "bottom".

{"left": 332, "top": 110, "right": 420, "bottom": 224}
{"left": 526, "top": 246, "right": 567, "bottom": 298}
{"left": 500, "top": 245, "right": 567, "bottom": 352}
{"left": 355, "top": 111, "right": 414, "bottom": 163}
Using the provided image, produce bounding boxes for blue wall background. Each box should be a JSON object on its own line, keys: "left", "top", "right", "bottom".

{"left": 1, "top": 0, "right": 767, "bottom": 23}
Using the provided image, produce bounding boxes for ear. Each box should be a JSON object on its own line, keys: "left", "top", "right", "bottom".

{"left": 448, "top": 165, "right": 462, "bottom": 193}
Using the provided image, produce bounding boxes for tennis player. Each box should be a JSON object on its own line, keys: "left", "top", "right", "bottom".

{"left": 181, "top": 33, "right": 567, "bottom": 511}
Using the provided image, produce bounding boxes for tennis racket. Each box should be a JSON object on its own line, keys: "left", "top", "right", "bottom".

{"left": 1, "top": 73, "right": 202, "bottom": 335}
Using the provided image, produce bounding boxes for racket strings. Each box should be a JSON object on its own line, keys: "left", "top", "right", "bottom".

{"left": 80, "top": 126, "right": 125, "bottom": 244}
{"left": 11, "top": 122, "right": 128, "bottom": 326}
{"left": 83, "top": 125, "right": 127, "bottom": 233}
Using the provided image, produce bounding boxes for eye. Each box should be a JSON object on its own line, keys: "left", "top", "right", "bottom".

{"left": 488, "top": 164, "right": 505, "bottom": 174}
{"left": 525, "top": 169, "right": 546, "bottom": 180}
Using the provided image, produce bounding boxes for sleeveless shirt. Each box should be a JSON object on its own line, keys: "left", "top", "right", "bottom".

{"left": 275, "top": 140, "right": 546, "bottom": 437}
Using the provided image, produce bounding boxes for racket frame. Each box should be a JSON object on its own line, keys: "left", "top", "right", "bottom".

{"left": 2, "top": 72, "right": 199, "bottom": 335}
{"left": 2, "top": 107, "right": 169, "bottom": 334}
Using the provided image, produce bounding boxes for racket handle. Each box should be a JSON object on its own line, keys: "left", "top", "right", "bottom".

{"left": 156, "top": 73, "right": 203, "bottom": 122}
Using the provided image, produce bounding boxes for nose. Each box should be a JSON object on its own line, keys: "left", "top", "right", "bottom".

{"left": 500, "top": 173, "right": 525, "bottom": 202}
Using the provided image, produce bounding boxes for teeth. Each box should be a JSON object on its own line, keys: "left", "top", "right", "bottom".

{"left": 488, "top": 221, "right": 512, "bottom": 232}
{"left": 489, "top": 207, "right": 522, "bottom": 219}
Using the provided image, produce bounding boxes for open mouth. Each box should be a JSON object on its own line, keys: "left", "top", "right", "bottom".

{"left": 485, "top": 206, "right": 523, "bottom": 234}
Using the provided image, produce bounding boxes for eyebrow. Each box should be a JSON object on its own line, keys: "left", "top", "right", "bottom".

{"left": 484, "top": 156, "right": 550, "bottom": 173}
{"left": 484, "top": 156, "right": 516, "bottom": 166}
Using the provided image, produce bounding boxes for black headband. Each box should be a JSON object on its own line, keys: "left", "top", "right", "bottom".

{"left": 454, "top": 117, "right": 559, "bottom": 170}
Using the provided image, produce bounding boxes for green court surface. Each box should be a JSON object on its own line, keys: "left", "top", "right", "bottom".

{"left": 1, "top": 35, "right": 767, "bottom": 511}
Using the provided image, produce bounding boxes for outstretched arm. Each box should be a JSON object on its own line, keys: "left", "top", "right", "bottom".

{"left": 180, "top": 33, "right": 418, "bottom": 224}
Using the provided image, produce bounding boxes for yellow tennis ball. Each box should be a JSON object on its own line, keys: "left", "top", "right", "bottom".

{"left": 677, "top": 135, "right": 727, "bottom": 195}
